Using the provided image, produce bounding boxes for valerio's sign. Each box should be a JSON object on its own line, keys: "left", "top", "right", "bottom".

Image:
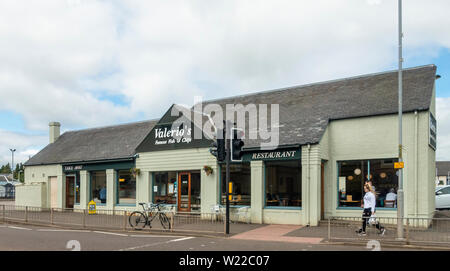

{"left": 154, "top": 126, "right": 193, "bottom": 145}
{"left": 429, "top": 112, "right": 437, "bottom": 150}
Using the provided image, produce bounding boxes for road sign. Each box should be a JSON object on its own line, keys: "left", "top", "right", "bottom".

{"left": 394, "top": 162, "right": 404, "bottom": 169}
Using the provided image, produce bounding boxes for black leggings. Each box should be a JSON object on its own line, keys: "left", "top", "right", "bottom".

{"left": 362, "top": 208, "right": 383, "bottom": 232}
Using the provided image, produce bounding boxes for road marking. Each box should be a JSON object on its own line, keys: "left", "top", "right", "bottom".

{"left": 118, "top": 236, "right": 194, "bottom": 251}
{"left": 167, "top": 237, "right": 195, "bottom": 243}
{"left": 129, "top": 234, "right": 184, "bottom": 238}
{"left": 37, "top": 229, "right": 91, "bottom": 233}
{"left": 93, "top": 231, "right": 129, "bottom": 237}
{"left": 7, "top": 226, "right": 32, "bottom": 231}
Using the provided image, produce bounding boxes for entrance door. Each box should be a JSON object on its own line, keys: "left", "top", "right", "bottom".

{"left": 178, "top": 173, "right": 191, "bottom": 212}
{"left": 66, "top": 176, "right": 75, "bottom": 209}
{"left": 49, "top": 177, "right": 58, "bottom": 208}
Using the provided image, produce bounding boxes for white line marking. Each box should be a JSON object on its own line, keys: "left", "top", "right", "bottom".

{"left": 117, "top": 236, "right": 194, "bottom": 251}
{"left": 7, "top": 226, "right": 32, "bottom": 231}
{"left": 37, "top": 229, "right": 91, "bottom": 233}
{"left": 93, "top": 231, "right": 129, "bottom": 237}
{"left": 167, "top": 237, "right": 195, "bottom": 243}
{"left": 129, "top": 235, "right": 185, "bottom": 238}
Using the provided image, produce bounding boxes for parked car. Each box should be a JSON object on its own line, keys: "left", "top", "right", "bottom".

{"left": 436, "top": 185, "right": 450, "bottom": 210}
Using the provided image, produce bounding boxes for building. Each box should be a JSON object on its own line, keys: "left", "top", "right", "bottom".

{"left": 16, "top": 64, "right": 438, "bottom": 226}
{"left": 436, "top": 161, "right": 450, "bottom": 186}
{"left": 0, "top": 174, "right": 19, "bottom": 199}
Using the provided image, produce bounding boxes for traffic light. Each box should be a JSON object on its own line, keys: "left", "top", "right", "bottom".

{"left": 231, "top": 128, "right": 244, "bottom": 161}
{"left": 209, "top": 128, "right": 226, "bottom": 162}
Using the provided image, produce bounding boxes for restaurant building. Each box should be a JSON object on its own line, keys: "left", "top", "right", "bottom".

{"left": 16, "top": 64, "right": 438, "bottom": 226}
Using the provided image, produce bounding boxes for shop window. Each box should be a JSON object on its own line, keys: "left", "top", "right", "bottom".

{"left": 117, "top": 170, "right": 136, "bottom": 205}
{"left": 153, "top": 172, "right": 177, "bottom": 204}
{"left": 338, "top": 159, "right": 398, "bottom": 208}
{"left": 75, "top": 173, "right": 80, "bottom": 205}
{"left": 265, "top": 161, "right": 302, "bottom": 207}
{"left": 90, "top": 171, "right": 107, "bottom": 205}
{"left": 220, "top": 163, "right": 251, "bottom": 206}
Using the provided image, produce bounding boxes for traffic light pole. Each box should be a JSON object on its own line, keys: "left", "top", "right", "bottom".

{"left": 225, "top": 121, "right": 231, "bottom": 235}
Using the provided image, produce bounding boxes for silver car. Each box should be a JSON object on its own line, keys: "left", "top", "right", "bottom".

{"left": 436, "top": 185, "right": 450, "bottom": 210}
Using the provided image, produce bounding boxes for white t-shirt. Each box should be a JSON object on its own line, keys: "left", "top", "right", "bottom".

{"left": 386, "top": 192, "right": 397, "bottom": 201}
{"left": 363, "top": 191, "right": 376, "bottom": 213}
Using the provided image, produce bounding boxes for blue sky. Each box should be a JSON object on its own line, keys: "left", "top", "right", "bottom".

{"left": 1, "top": 0, "right": 450, "bottom": 165}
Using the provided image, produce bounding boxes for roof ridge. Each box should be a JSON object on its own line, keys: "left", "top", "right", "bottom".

{"left": 64, "top": 118, "right": 160, "bottom": 134}
{"left": 201, "top": 64, "right": 436, "bottom": 104}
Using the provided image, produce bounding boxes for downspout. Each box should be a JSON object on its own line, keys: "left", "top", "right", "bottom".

{"left": 414, "top": 110, "right": 419, "bottom": 218}
{"left": 307, "top": 144, "right": 311, "bottom": 226}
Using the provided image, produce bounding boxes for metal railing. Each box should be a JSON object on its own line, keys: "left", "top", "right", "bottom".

{"left": 0, "top": 204, "right": 229, "bottom": 235}
{"left": 327, "top": 216, "right": 450, "bottom": 246}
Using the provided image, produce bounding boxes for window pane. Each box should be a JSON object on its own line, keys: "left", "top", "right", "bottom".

{"left": 338, "top": 159, "right": 398, "bottom": 208}
{"left": 90, "top": 171, "right": 106, "bottom": 204}
{"left": 75, "top": 172, "right": 80, "bottom": 204}
{"left": 265, "top": 161, "right": 302, "bottom": 207}
{"left": 369, "top": 159, "right": 398, "bottom": 208}
{"left": 221, "top": 163, "right": 251, "bottom": 206}
{"left": 154, "top": 172, "right": 177, "bottom": 204}
{"left": 118, "top": 170, "right": 136, "bottom": 205}
{"left": 338, "top": 160, "right": 366, "bottom": 207}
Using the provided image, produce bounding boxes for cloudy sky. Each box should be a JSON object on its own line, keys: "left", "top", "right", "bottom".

{"left": 1, "top": 0, "right": 450, "bottom": 166}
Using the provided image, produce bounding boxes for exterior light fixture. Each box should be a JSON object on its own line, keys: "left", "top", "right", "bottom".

{"left": 354, "top": 168, "right": 361, "bottom": 176}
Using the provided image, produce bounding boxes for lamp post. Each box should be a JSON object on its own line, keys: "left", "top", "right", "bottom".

{"left": 397, "top": 0, "right": 405, "bottom": 240}
{"left": 9, "top": 149, "right": 16, "bottom": 175}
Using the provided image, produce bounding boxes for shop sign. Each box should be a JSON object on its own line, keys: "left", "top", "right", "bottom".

{"left": 394, "top": 162, "right": 404, "bottom": 169}
{"left": 154, "top": 126, "right": 193, "bottom": 146}
{"left": 429, "top": 112, "right": 437, "bottom": 150}
{"left": 64, "top": 165, "right": 83, "bottom": 172}
{"left": 243, "top": 149, "right": 300, "bottom": 161}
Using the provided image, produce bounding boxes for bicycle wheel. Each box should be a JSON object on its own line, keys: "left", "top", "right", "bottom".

{"left": 159, "top": 213, "right": 171, "bottom": 229}
{"left": 129, "top": 211, "right": 147, "bottom": 229}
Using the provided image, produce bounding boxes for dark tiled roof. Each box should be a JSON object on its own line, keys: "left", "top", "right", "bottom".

{"left": 437, "top": 161, "right": 450, "bottom": 176}
{"left": 201, "top": 65, "right": 437, "bottom": 149}
{"left": 25, "top": 120, "right": 159, "bottom": 166}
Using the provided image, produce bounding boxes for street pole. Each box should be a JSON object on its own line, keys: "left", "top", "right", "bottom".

{"left": 225, "top": 121, "right": 231, "bottom": 235}
{"left": 397, "top": 0, "right": 405, "bottom": 240}
{"left": 9, "top": 149, "right": 16, "bottom": 176}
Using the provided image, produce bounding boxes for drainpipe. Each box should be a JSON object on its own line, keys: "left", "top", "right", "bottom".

{"left": 414, "top": 110, "right": 418, "bottom": 218}
{"left": 307, "top": 144, "right": 311, "bottom": 226}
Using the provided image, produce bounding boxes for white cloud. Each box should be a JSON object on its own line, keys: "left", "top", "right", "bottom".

{"left": 436, "top": 98, "right": 450, "bottom": 161}
{"left": 1, "top": 0, "right": 450, "bottom": 164}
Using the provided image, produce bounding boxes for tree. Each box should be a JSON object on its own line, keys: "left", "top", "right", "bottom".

{"left": 0, "top": 163, "right": 12, "bottom": 174}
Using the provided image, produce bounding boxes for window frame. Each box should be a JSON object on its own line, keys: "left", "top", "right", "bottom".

{"left": 89, "top": 170, "right": 107, "bottom": 206}
{"left": 219, "top": 162, "right": 252, "bottom": 207}
{"left": 336, "top": 159, "right": 398, "bottom": 211}
{"left": 115, "top": 169, "right": 136, "bottom": 207}
{"left": 263, "top": 160, "right": 302, "bottom": 210}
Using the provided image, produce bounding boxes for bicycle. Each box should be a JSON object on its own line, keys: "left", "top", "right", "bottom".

{"left": 129, "top": 202, "right": 172, "bottom": 230}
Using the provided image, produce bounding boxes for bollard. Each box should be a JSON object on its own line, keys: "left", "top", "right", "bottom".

{"left": 123, "top": 210, "right": 127, "bottom": 231}
{"left": 2, "top": 205, "right": 5, "bottom": 223}
{"left": 328, "top": 218, "right": 331, "bottom": 240}
{"left": 82, "top": 209, "right": 86, "bottom": 228}
{"left": 50, "top": 208, "right": 54, "bottom": 225}
{"left": 170, "top": 213, "right": 174, "bottom": 232}
{"left": 25, "top": 206, "right": 28, "bottom": 223}
{"left": 406, "top": 218, "right": 410, "bottom": 244}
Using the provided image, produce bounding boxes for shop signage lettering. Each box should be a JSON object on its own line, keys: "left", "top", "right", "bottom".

{"left": 429, "top": 113, "right": 437, "bottom": 150}
{"left": 64, "top": 165, "right": 83, "bottom": 171}
{"left": 154, "top": 127, "right": 193, "bottom": 145}
{"left": 248, "top": 150, "right": 299, "bottom": 161}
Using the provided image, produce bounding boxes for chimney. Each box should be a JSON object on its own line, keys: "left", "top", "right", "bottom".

{"left": 49, "top": 122, "right": 61, "bottom": 144}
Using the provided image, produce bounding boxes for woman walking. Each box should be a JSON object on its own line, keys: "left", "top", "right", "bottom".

{"left": 356, "top": 183, "right": 386, "bottom": 236}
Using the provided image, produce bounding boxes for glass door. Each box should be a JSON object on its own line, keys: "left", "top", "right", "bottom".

{"left": 178, "top": 172, "right": 191, "bottom": 212}
{"left": 66, "top": 176, "right": 75, "bottom": 209}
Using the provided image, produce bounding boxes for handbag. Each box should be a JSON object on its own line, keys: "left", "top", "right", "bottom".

{"left": 369, "top": 214, "right": 377, "bottom": 225}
